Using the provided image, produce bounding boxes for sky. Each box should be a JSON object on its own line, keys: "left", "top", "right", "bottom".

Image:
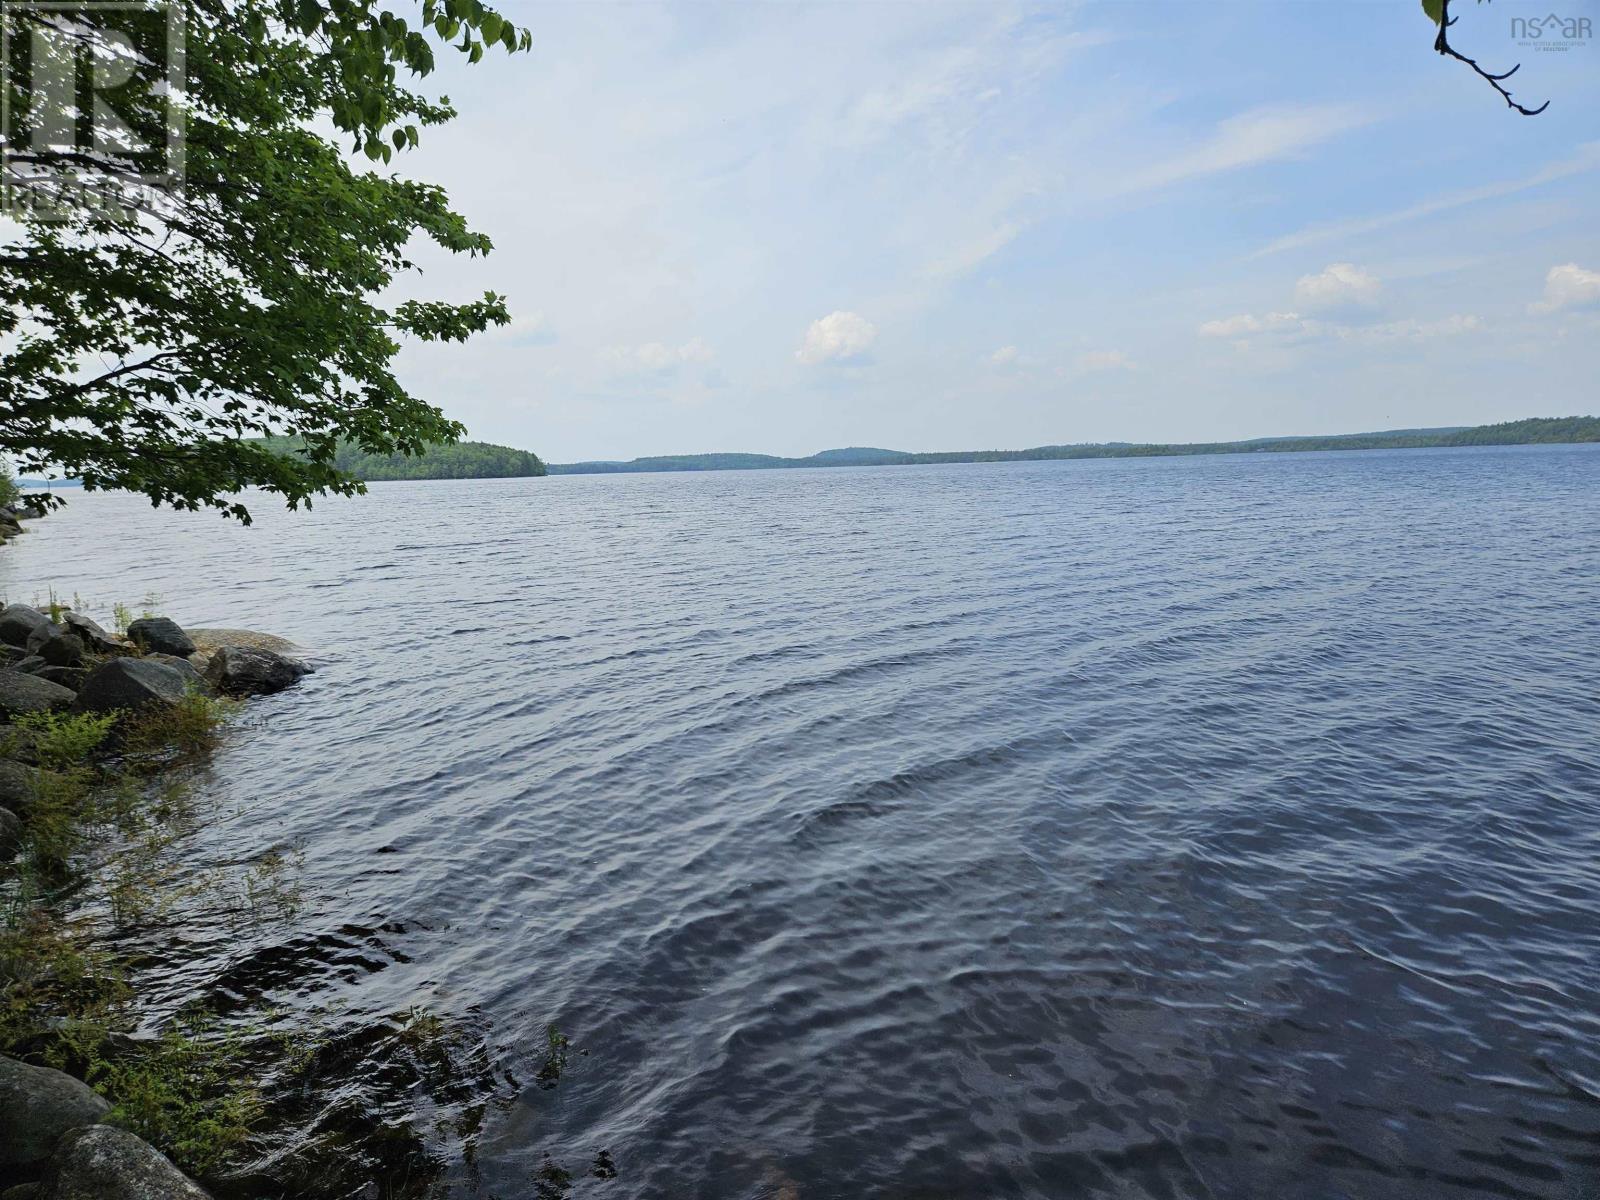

{"left": 388, "top": 0, "right": 1600, "bottom": 462}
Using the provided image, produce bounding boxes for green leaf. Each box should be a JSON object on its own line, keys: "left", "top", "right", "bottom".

{"left": 1421, "top": 0, "right": 1444, "bottom": 24}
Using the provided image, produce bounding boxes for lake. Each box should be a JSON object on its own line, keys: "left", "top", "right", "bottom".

{"left": 4, "top": 444, "right": 1599, "bottom": 1199}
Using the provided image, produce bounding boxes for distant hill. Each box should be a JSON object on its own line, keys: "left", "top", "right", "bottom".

{"left": 256, "top": 436, "right": 546, "bottom": 481}
{"left": 549, "top": 417, "right": 1600, "bottom": 475}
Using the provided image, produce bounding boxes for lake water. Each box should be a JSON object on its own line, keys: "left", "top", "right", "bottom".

{"left": 4, "top": 444, "right": 1599, "bottom": 1200}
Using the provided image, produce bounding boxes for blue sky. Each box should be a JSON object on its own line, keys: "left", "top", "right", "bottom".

{"left": 392, "top": 1, "right": 1600, "bottom": 461}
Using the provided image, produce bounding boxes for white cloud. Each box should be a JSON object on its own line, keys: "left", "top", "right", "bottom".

{"left": 1294, "top": 263, "right": 1381, "bottom": 311}
{"left": 1531, "top": 263, "right": 1600, "bottom": 314}
{"left": 601, "top": 337, "right": 715, "bottom": 374}
{"left": 1199, "top": 310, "right": 1480, "bottom": 346}
{"left": 490, "top": 312, "right": 557, "bottom": 347}
{"left": 1124, "top": 104, "right": 1372, "bottom": 195}
{"left": 796, "top": 311, "right": 877, "bottom": 365}
{"left": 1075, "top": 349, "right": 1136, "bottom": 372}
{"left": 1253, "top": 141, "right": 1600, "bottom": 258}
{"left": 1199, "top": 311, "right": 1305, "bottom": 339}
{"left": 990, "top": 345, "right": 1020, "bottom": 366}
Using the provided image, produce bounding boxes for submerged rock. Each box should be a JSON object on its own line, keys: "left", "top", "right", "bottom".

{"left": 0, "top": 669, "right": 77, "bottom": 720}
{"left": 36, "top": 1125, "right": 210, "bottom": 1200}
{"left": 124, "top": 618, "right": 195, "bottom": 658}
{"left": 73, "top": 658, "right": 188, "bottom": 715}
{"left": 0, "top": 1056, "right": 110, "bottom": 1170}
{"left": 203, "top": 645, "right": 310, "bottom": 696}
{"left": 0, "top": 605, "right": 51, "bottom": 650}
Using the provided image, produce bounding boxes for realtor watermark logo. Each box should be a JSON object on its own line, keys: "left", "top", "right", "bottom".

{"left": 1512, "top": 11, "right": 1592, "bottom": 51}
{"left": 0, "top": 0, "right": 184, "bottom": 220}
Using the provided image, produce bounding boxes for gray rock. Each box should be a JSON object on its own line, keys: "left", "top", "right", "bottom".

{"left": 123, "top": 618, "right": 194, "bottom": 658}
{"left": 0, "top": 1056, "right": 110, "bottom": 1169}
{"left": 0, "top": 605, "right": 51, "bottom": 650}
{"left": 0, "top": 726, "right": 40, "bottom": 765}
{"left": 34, "top": 666, "right": 86, "bottom": 691}
{"left": 26, "top": 624, "right": 84, "bottom": 668}
{"left": 0, "top": 806, "right": 19, "bottom": 857}
{"left": 13, "top": 656, "right": 48, "bottom": 675}
{"left": 142, "top": 655, "right": 202, "bottom": 686}
{"left": 36, "top": 1125, "right": 210, "bottom": 1200}
{"left": 0, "top": 644, "right": 25, "bottom": 667}
{"left": 73, "top": 658, "right": 188, "bottom": 715}
{"left": 0, "top": 761, "right": 66, "bottom": 816}
{"left": 203, "top": 645, "right": 310, "bottom": 696}
{"left": 61, "top": 613, "right": 123, "bottom": 656}
{"left": 3, "top": 1182, "right": 43, "bottom": 1200}
{"left": 0, "top": 669, "right": 77, "bottom": 720}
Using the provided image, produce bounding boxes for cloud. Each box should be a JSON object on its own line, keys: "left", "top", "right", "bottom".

{"left": 1531, "top": 263, "right": 1600, "bottom": 314}
{"left": 796, "top": 311, "right": 877, "bottom": 365}
{"left": 1075, "top": 349, "right": 1136, "bottom": 372}
{"left": 1253, "top": 141, "right": 1600, "bottom": 258}
{"left": 492, "top": 312, "right": 557, "bottom": 347}
{"left": 601, "top": 337, "right": 715, "bottom": 374}
{"left": 1123, "top": 104, "right": 1372, "bottom": 195}
{"left": 1293, "top": 263, "right": 1381, "bottom": 311}
{"left": 1199, "top": 311, "right": 1305, "bottom": 339}
{"left": 1199, "top": 310, "right": 1480, "bottom": 346}
{"left": 990, "top": 345, "right": 1020, "bottom": 366}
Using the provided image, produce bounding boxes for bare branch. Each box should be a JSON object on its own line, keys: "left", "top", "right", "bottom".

{"left": 1435, "top": 0, "right": 1549, "bottom": 116}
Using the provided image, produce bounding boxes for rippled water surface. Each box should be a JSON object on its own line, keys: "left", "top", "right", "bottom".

{"left": 5, "top": 445, "right": 1600, "bottom": 1199}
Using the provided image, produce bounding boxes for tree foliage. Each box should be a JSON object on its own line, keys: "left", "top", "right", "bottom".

{"left": 0, "top": 0, "right": 532, "bottom": 521}
{"left": 255, "top": 434, "right": 545, "bottom": 480}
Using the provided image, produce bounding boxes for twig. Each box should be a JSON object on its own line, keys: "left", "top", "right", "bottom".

{"left": 1435, "top": 0, "right": 1549, "bottom": 115}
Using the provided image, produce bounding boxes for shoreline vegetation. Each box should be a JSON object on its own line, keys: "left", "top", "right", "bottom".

{"left": 547, "top": 414, "right": 1600, "bottom": 475}
{"left": 0, "top": 509, "right": 527, "bottom": 1200}
{"left": 0, "top": 568, "right": 322, "bottom": 1196}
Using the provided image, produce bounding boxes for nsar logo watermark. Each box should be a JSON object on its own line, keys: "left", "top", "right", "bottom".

{"left": 1512, "top": 11, "right": 1592, "bottom": 51}
{"left": 0, "top": 0, "right": 185, "bottom": 220}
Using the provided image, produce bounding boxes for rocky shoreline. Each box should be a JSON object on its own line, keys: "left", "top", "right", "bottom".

{"left": 1, "top": 591, "right": 313, "bottom": 1198}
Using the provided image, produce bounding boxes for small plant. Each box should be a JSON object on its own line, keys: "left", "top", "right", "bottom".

{"left": 120, "top": 690, "right": 239, "bottom": 763}
{"left": 111, "top": 601, "right": 134, "bottom": 635}
{"left": 15, "top": 709, "right": 118, "bottom": 770}
{"left": 535, "top": 1023, "right": 569, "bottom": 1089}
{"left": 90, "top": 1013, "right": 265, "bottom": 1178}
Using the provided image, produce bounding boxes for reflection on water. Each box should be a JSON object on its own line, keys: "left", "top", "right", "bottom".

{"left": 4, "top": 444, "right": 1600, "bottom": 1199}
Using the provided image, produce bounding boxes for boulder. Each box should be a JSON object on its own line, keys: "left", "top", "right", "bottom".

{"left": 0, "top": 1056, "right": 110, "bottom": 1170}
{"left": 34, "top": 666, "right": 86, "bottom": 692}
{"left": 0, "top": 726, "right": 40, "bottom": 765}
{"left": 203, "top": 645, "right": 310, "bottom": 696}
{"left": 36, "top": 1126, "right": 210, "bottom": 1200}
{"left": 3, "top": 1183, "right": 43, "bottom": 1200}
{"left": 1, "top": 644, "right": 25, "bottom": 667}
{"left": 123, "top": 618, "right": 194, "bottom": 658}
{"left": 61, "top": 613, "right": 124, "bottom": 656}
{"left": 0, "top": 759, "right": 36, "bottom": 810}
{"left": 25, "top": 624, "right": 84, "bottom": 668}
{"left": 13, "top": 656, "right": 48, "bottom": 675}
{"left": 186, "top": 627, "right": 306, "bottom": 657}
{"left": 0, "top": 669, "right": 77, "bottom": 720}
{"left": 142, "top": 655, "right": 202, "bottom": 686}
{"left": 73, "top": 658, "right": 188, "bottom": 715}
{"left": 0, "top": 806, "right": 19, "bottom": 857}
{"left": 0, "top": 605, "right": 51, "bottom": 650}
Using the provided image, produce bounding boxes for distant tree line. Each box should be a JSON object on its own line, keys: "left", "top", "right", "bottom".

{"left": 549, "top": 416, "right": 1600, "bottom": 476}
{"left": 256, "top": 437, "right": 545, "bottom": 482}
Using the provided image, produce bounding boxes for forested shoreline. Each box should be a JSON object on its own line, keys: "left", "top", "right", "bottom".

{"left": 550, "top": 416, "right": 1600, "bottom": 475}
